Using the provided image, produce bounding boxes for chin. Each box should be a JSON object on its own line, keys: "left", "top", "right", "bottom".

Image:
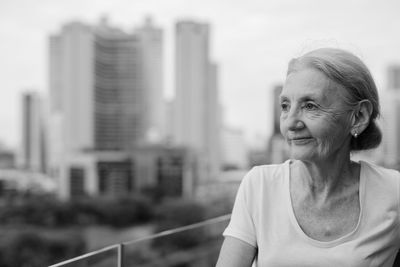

{"left": 289, "top": 148, "right": 316, "bottom": 161}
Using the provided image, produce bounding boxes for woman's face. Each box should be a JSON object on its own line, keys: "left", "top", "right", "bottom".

{"left": 279, "top": 68, "right": 353, "bottom": 162}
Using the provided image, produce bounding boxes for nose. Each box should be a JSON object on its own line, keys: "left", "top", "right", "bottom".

{"left": 282, "top": 106, "right": 305, "bottom": 131}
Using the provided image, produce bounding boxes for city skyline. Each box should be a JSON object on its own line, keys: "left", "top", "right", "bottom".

{"left": 2, "top": 0, "right": 400, "bottom": 149}
{"left": 45, "top": 18, "right": 221, "bottom": 199}
{"left": 47, "top": 18, "right": 169, "bottom": 198}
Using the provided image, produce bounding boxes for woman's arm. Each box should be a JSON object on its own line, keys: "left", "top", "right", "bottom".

{"left": 216, "top": 236, "right": 257, "bottom": 267}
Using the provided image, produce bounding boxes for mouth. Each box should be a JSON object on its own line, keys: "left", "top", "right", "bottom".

{"left": 289, "top": 137, "right": 313, "bottom": 144}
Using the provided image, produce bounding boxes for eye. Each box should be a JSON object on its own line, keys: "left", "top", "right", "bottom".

{"left": 280, "top": 102, "right": 290, "bottom": 112}
{"left": 304, "top": 102, "right": 317, "bottom": 111}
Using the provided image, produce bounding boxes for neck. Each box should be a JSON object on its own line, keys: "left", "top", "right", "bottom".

{"left": 293, "top": 153, "right": 359, "bottom": 201}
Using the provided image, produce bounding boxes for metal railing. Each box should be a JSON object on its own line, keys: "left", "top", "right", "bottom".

{"left": 49, "top": 214, "right": 231, "bottom": 267}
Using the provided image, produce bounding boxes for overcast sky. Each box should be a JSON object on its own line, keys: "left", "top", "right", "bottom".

{"left": 1, "top": 0, "right": 400, "bottom": 150}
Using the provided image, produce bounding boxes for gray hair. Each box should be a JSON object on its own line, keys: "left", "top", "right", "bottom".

{"left": 287, "top": 48, "right": 381, "bottom": 151}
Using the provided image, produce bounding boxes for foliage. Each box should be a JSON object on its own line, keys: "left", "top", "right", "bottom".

{"left": 0, "top": 230, "right": 85, "bottom": 267}
{"left": 152, "top": 200, "right": 208, "bottom": 250}
{"left": 0, "top": 194, "right": 154, "bottom": 228}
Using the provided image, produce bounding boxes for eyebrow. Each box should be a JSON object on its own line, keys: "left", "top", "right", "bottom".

{"left": 279, "top": 93, "right": 322, "bottom": 102}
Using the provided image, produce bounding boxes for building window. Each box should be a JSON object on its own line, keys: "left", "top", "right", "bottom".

{"left": 69, "top": 167, "right": 85, "bottom": 197}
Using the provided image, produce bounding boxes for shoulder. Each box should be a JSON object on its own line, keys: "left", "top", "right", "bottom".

{"left": 360, "top": 161, "right": 400, "bottom": 199}
{"left": 359, "top": 161, "right": 400, "bottom": 243}
{"left": 235, "top": 161, "right": 289, "bottom": 222}
{"left": 360, "top": 161, "right": 400, "bottom": 182}
{"left": 240, "top": 160, "right": 289, "bottom": 192}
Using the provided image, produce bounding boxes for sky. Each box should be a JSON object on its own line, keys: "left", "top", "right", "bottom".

{"left": 1, "top": 0, "right": 400, "bottom": 150}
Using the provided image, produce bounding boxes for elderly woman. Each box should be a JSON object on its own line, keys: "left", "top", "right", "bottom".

{"left": 216, "top": 48, "right": 400, "bottom": 266}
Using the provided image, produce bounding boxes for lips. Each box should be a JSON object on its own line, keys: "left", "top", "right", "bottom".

{"left": 288, "top": 136, "right": 312, "bottom": 140}
{"left": 289, "top": 137, "right": 313, "bottom": 144}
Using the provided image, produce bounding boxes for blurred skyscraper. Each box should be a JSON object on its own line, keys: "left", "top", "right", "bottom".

{"left": 49, "top": 17, "right": 164, "bottom": 153}
{"left": 21, "top": 92, "right": 47, "bottom": 172}
{"left": 379, "top": 67, "right": 400, "bottom": 168}
{"left": 266, "top": 84, "right": 288, "bottom": 164}
{"left": 173, "top": 21, "right": 221, "bottom": 180}
{"left": 135, "top": 17, "right": 165, "bottom": 143}
{"left": 49, "top": 21, "right": 94, "bottom": 156}
{"left": 387, "top": 65, "right": 400, "bottom": 90}
{"left": 48, "top": 17, "right": 166, "bottom": 198}
{"left": 356, "top": 65, "right": 400, "bottom": 168}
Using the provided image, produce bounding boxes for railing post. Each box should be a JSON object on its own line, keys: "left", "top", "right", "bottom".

{"left": 118, "top": 243, "right": 124, "bottom": 267}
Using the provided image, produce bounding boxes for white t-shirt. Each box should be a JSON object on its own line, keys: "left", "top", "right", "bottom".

{"left": 223, "top": 160, "right": 400, "bottom": 267}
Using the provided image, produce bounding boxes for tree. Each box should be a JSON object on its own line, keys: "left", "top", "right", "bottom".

{"left": 0, "top": 230, "right": 85, "bottom": 267}
{"left": 153, "top": 200, "right": 207, "bottom": 250}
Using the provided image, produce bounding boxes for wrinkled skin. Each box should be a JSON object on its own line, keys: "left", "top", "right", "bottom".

{"left": 280, "top": 68, "right": 354, "bottom": 163}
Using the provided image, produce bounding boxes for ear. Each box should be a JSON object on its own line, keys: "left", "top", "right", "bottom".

{"left": 351, "top": 100, "right": 373, "bottom": 136}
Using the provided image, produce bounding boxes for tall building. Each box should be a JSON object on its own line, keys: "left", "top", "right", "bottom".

{"left": 49, "top": 18, "right": 164, "bottom": 153}
{"left": 387, "top": 65, "right": 400, "bottom": 90}
{"left": 358, "top": 66, "right": 400, "bottom": 168}
{"left": 49, "top": 21, "right": 94, "bottom": 154}
{"left": 272, "top": 84, "right": 282, "bottom": 136}
{"left": 135, "top": 17, "right": 165, "bottom": 144}
{"left": 173, "top": 20, "right": 221, "bottom": 181}
{"left": 21, "top": 92, "right": 46, "bottom": 172}
{"left": 48, "top": 17, "right": 165, "bottom": 199}
{"left": 93, "top": 23, "right": 143, "bottom": 150}
{"left": 379, "top": 91, "right": 400, "bottom": 168}
{"left": 266, "top": 84, "right": 288, "bottom": 164}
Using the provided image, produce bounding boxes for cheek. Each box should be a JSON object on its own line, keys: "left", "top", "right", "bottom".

{"left": 279, "top": 116, "right": 287, "bottom": 136}
{"left": 314, "top": 117, "right": 349, "bottom": 144}
{"left": 313, "top": 108, "right": 350, "bottom": 132}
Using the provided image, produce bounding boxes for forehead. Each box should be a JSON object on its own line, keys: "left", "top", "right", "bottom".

{"left": 281, "top": 68, "right": 341, "bottom": 102}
